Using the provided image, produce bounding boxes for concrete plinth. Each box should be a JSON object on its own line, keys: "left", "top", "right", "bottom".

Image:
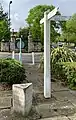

{"left": 12, "top": 83, "right": 33, "bottom": 116}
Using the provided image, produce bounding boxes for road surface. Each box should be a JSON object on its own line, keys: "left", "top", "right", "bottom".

{"left": 0, "top": 52, "right": 43, "bottom": 64}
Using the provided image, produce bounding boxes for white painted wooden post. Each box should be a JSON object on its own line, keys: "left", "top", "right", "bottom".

{"left": 44, "top": 12, "right": 51, "bottom": 98}
{"left": 32, "top": 52, "right": 35, "bottom": 65}
{"left": 40, "top": 7, "right": 59, "bottom": 98}
{"left": 12, "top": 51, "right": 15, "bottom": 59}
{"left": 40, "top": 8, "right": 71, "bottom": 98}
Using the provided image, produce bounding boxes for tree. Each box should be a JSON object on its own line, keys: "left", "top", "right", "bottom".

{"left": 18, "top": 27, "right": 29, "bottom": 51}
{"left": 26, "top": 5, "right": 61, "bottom": 45}
{"left": 0, "top": 20, "right": 10, "bottom": 41}
{"left": 0, "top": 4, "right": 8, "bottom": 20}
{"left": 60, "top": 14, "right": 76, "bottom": 46}
{"left": 0, "top": 3, "right": 10, "bottom": 42}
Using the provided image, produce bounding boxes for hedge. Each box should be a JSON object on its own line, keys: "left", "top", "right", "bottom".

{"left": 0, "top": 58, "right": 26, "bottom": 85}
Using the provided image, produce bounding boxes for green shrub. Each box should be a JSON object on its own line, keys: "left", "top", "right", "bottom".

{"left": 40, "top": 47, "right": 76, "bottom": 89}
{"left": 51, "top": 47, "right": 76, "bottom": 75}
{"left": 0, "top": 58, "right": 26, "bottom": 85}
{"left": 55, "top": 62, "right": 76, "bottom": 89}
{"left": 40, "top": 47, "right": 76, "bottom": 71}
{"left": 51, "top": 47, "right": 76, "bottom": 64}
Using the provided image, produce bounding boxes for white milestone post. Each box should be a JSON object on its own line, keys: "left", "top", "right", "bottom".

{"left": 32, "top": 52, "right": 35, "bottom": 65}
{"left": 40, "top": 8, "right": 58, "bottom": 98}
{"left": 12, "top": 51, "right": 15, "bottom": 59}
{"left": 19, "top": 38, "right": 22, "bottom": 64}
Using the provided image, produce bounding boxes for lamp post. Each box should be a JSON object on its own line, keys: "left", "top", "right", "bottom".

{"left": 9, "top": 1, "right": 12, "bottom": 52}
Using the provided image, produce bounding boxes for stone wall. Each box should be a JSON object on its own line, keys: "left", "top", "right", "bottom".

{"left": 28, "top": 35, "right": 34, "bottom": 52}
{"left": 10, "top": 41, "right": 15, "bottom": 51}
{"left": 28, "top": 34, "right": 42, "bottom": 52}
{"left": 1, "top": 42, "right": 9, "bottom": 52}
{"left": 34, "top": 42, "right": 42, "bottom": 52}
{"left": 1, "top": 41, "right": 15, "bottom": 52}
{"left": 0, "top": 34, "right": 42, "bottom": 52}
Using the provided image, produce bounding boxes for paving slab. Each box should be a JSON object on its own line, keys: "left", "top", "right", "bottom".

{"left": 36, "top": 101, "right": 75, "bottom": 118}
{"left": 40, "top": 116, "right": 69, "bottom": 120}
{"left": 71, "top": 100, "right": 76, "bottom": 108}
{"left": 68, "top": 113, "right": 76, "bottom": 120}
{"left": 0, "top": 97, "right": 12, "bottom": 109}
{"left": 52, "top": 90, "right": 76, "bottom": 102}
{"left": 0, "top": 90, "right": 12, "bottom": 109}
{"left": 70, "top": 90, "right": 76, "bottom": 97}
{"left": 52, "top": 82, "right": 69, "bottom": 92}
{"left": 0, "top": 109, "right": 28, "bottom": 120}
{"left": 69, "top": 90, "right": 76, "bottom": 107}
{"left": 36, "top": 104, "right": 59, "bottom": 118}
{"left": 0, "top": 91, "right": 12, "bottom": 97}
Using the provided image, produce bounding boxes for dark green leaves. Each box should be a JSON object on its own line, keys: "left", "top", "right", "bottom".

{"left": 26, "top": 5, "right": 61, "bottom": 43}
{"left": 0, "top": 58, "right": 26, "bottom": 85}
{"left": 0, "top": 3, "right": 10, "bottom": 41}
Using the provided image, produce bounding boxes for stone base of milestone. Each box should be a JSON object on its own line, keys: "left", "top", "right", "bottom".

{"left": 12, "top": 83, "right": 33, "bottom": 116}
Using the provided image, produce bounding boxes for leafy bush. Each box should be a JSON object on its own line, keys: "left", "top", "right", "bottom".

{"left": 0, "top": 58, "right": 26, "bottom": 85}
{"left": 55, "top": 62, "right": 76, "bottom": 89}
{"left": 40, "top": 47, "right": 76, "bottom": 89}
{"left": 51, "top": 47, "right": 76, "bottom": 75}
{"left": 51, "top": 47, "right": 76, "bottom": 64}
{"left": 40, "top": 47, "right": 76, "bottom": 71}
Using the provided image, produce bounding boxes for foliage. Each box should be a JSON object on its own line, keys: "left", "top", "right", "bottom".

{"left": 55, "top": 62, "right": 76, "bottom": 89}
{"left": 40, "top": 47, "right": 76, "bottom": 89}
{"left": 40, "top": 47, "right": 76, "bottom": 71}
{"left": 18, "top": 27, "right": 29, "bottom": 51}
{"left": 19, "top": 27, "right": 29, "bottom": 40}
{"left": 0, "top": 4, "right": 10, "bottom": 41}
{"left": 26, "top": 5, "right": 61, "bottom": 44}
{"left": 0, "top": 3, "right": 8, "bottom": 20}
{"left": 0, "top": 58, "right": 26, "bottom": 85}
{"left": 51, "top": 47, "right": 76, "bottom": 80}
{"left": 60, "top": 14, "right": 76, "bottom": 45}
{"left": 0, "top": 20, "right": 10, "bottom": 41}
{"left": 51, "top": 47, "right": 76, "bottom": 64}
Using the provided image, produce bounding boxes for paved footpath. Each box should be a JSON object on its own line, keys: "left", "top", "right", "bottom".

{"left": 40, "top": 115, "right": 76, "bottom": 120}
{"left": 40, "top": 116, "right": 69, "bottom": 120}
{"left": 25, "top": 64, "right": 76, "bottom": 120}
{"left": 0, "top": 64, "right": 76, "bottom": 119}
{"left": 36, "top": 82, "right": 76, "bottom": 120}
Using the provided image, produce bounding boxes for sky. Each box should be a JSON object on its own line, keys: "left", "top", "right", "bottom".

{"left": 1, "top": 0, "right": 76, "bottom": 31}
